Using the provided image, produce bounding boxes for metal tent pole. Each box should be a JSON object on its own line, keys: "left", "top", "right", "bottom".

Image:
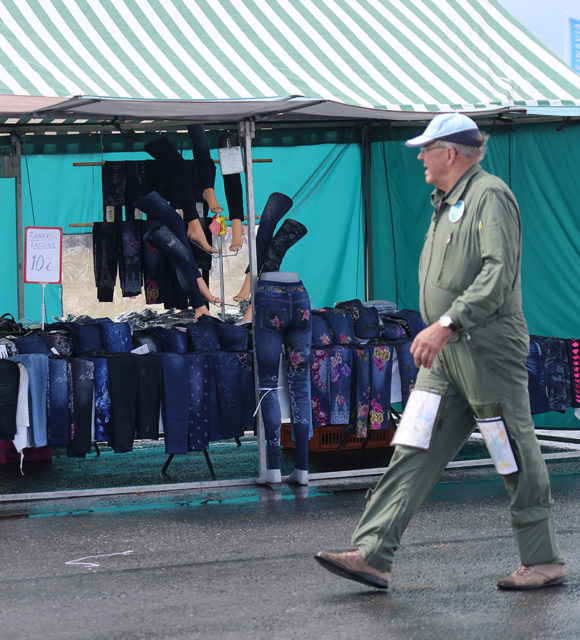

{"left": 240, "top": 118, "right": 266, "bottom": 475}
{"left": 11, "top": 133, "right": 24, "bottom": 319}
{"left": 362, "top": 125, "right": 373, "bottom": 301}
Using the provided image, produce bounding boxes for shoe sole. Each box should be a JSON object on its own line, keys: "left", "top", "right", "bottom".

{"left": 314, "top": 554, "right": 389, "bottom": 590}
{"left": 497, "top": 575, "right": 567, "bottom": 590}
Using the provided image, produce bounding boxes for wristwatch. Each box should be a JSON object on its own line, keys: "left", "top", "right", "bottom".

{"left": 439, "top": 315, "right": 457, "bottom": 332}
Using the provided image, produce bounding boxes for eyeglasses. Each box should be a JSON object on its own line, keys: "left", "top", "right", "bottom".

{"left": 419, "top": 144, "right": 448, "bottom": 154}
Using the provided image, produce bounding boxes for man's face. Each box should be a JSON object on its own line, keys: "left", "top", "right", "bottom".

{"left": 417, "top": 143, "right": 449, "bottom": 188}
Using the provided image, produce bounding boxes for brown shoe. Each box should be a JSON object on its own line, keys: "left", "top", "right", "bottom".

{"left": 497, "top": 563, "right": 567, "bottom": 590}
{"left": 314, "top": 550, "right": 390, "bottom": 589}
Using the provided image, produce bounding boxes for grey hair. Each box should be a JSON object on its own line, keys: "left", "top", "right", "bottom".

{"left": 445, "top": 132, "right": 489, "bottom": 162}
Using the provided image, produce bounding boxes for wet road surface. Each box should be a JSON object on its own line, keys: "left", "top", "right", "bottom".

{"left": 1, "top": 459, "right": 579, "bottom": 640}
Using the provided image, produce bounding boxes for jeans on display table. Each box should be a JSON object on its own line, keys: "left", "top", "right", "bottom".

{"left": 1, "top": 308, "right": 579, "bottom": 478}
{"left": 1, "top": 317, "right": 255, "bottom": 480}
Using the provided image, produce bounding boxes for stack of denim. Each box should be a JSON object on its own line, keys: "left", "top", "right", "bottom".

{"left": 3, "top": 317, "right": 254, "bottom": 460}
{"left": 310, "top": 305, "right": 395, "bottom": 438}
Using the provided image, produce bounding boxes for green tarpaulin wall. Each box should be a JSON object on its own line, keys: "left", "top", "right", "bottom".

{"left": 369, "top": 121, "right": 580, "bottom": 428}
{"left": 0, "top": 127, "right": 366, "bottom": 322}
{"left": 0, "top": 120, "right": 578, "bottom": 427}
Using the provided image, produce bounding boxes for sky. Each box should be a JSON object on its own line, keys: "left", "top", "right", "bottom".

{"left": 498, "top": 0, "right": 580, "bottom": 62}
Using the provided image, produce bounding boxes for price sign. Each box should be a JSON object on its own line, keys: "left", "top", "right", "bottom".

{"left": 24, "top": 226, "right": 62, "bottom": 284}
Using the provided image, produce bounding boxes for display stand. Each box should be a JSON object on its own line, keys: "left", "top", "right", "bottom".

{"left": 162, "top": 451, "right": 216, "bottom": 480}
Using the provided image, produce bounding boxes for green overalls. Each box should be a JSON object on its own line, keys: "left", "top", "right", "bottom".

{"left": 352, "top": 165, "right": 564, "bottom": 571}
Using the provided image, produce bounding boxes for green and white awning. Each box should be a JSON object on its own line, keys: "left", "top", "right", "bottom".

{"left": 0, "top": 0, "right": 579, "bottom": 122}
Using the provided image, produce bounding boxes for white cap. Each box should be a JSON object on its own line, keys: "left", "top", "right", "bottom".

{"left": 405, "top": 112, "right": 482, "bottom": 148}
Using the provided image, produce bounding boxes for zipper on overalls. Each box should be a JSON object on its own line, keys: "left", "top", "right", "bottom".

{"left": 420, "top": 203, "right": 442, "bottom": 318}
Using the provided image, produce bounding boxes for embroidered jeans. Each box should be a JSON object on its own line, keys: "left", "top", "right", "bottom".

{"left": 254, "top": 279, "right": 312, "bottom": 470}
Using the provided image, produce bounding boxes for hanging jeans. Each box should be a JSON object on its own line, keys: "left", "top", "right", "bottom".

{"left": 106, "top": 353, "right": 138, "bottom": 453}
{"left": 253, "top": 274, "right": 312, "bottom": 471}
{"left": 567, "top": 338, "right": 580, "bottom": 407}
{"left": 394, "top": 340, "right": 419, "bottom": 408}
{"left": 125, "top": 160, "right": 149, "bottom": 220}
{"left": 90, "top": 357, "right": 111, "bottom": 443}
{"left": 531, "top": 336, "right": 571, "bottom": 411}
{"left": 102, "top": 161, "right": 125, "bottom": 221}
{"left": 526, "top": 338, "right": 550, "bottom": 414}
{"left": 67, "top": 357, "right": 94, "bottom": 458}
{"left": 141, "top": 219, "right": 188, "bottom": 308}
{"left": 352, "top": 344, "right": 393, "bottom": 437}
{"left": 185, "top": 353, "right": 216, "bottom": 450}
{"left": 135, "top": 353, "right": 163, "bottom": 440}
{"left": 214, "top": 351, "right": 255, "bottom": 439}
{"left": 141, "top": 221, "right": 165, "bottom": 305}
{"left": 12, "top": 354, "right": 49, "bottom": 447}
{"left": 118, "top": 220, "right": 143, "bottom": 297}
{"left": 48, "top": 357, "right": 69, "bottom": 446}
{"left": 143, "top": 220, "right": 204, "bottom": 309}
{"left": 93, "top": 222, "right": 119, "bottom": 302}
{"left": 153, "top": 353, "right": 189, "bottom": 454}
{"left": 0, "top": 359, "right": 20, "bottom": 438}
{"left": 137, "top": 191, "right": 205, "bottom": 308}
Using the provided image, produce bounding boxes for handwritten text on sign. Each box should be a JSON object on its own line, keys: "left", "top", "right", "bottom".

{"left": 25, "top": 227, "right": 62, "bottom": 284}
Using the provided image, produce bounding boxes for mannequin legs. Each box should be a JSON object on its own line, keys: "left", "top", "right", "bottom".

{"left": 234, "top": 219, "right": 308, "bottom": 325}
{"left": 145, "top": 136, "right": 217, "bottom": 254}
{"left": 260, "top": 219, "right": 308, "bottom": 273}
{"left": 187, "top": 218, "right": 218, "bottom": 254}
{"left": 221, "top": 167, "right": 245, "bottom": 251}
{"left": 253, "top": 278, "right": 312, "bottom": 485}
{"left": 136, "top": 191, "right": 221, "bottom": 310}
{"left": 230, "top": 218, "right": 243, "bottom": 252}
{"left": 187, "top": 124, "right": 223, "bottom": 214}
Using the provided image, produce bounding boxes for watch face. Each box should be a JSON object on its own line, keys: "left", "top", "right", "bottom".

{"left": 440, "top": 315, "right": 452, "bottom": 328}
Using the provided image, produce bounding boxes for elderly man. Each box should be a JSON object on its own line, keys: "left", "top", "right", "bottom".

{"left": 315, "top": 113, "right": 566, "bottom": 591}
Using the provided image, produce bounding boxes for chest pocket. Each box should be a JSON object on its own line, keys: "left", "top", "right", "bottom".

{"left": 434, "top": 216, "right": 480, "bottom": 292}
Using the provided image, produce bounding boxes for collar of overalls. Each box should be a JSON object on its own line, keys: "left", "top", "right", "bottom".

{"left": 430, "top": 163, "right": 482, "bottom": 211}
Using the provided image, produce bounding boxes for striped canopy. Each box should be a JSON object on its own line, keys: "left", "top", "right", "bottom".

{"left": 0, "top": 0, "right": 579, "bottom": 125}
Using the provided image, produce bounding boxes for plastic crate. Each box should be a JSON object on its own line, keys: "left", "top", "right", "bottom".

{"left": 0, "top": 439, "right": 52, "bottom": 464}
{"left": 280, "top": 422, "right": 394, "bottom": 452}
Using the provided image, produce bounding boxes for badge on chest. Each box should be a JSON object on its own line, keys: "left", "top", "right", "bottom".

{"left": 448, "top": 200, "right": 465, "bottom": 223}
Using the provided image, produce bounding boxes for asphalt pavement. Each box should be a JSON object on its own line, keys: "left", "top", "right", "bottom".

{"left": 1, "top": 456, "right": 579, "bottom": 640}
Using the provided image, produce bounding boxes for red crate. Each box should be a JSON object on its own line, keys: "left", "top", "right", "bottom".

{"left": 0, "top": 439, "right": 52, "bottom": 464}
{"left": 280, "top": 423, "right": 394, "bottom": 452}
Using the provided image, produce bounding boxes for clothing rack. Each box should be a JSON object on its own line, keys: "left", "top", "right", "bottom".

{"left": 69, "top": 218, "right": 261, "bottom": 228}
{"left": 73, "top": 159, "right": 273, "bottom": 167}
{"left": 160, "top": 436, "right": 242, "bottom": 478}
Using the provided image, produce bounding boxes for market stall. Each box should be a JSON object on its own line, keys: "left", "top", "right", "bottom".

{"left": 1, "top": 0, "right": 580, "bottom": 487}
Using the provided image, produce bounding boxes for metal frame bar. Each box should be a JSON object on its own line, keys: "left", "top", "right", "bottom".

{"left": 240, "top": 117, "right": 266, "bottom": 476}
{"left": 2, "top": 450, "right": 579, "bottom": 503}
{"left": 10, "top": 133, "right": 24, "bottom": 319}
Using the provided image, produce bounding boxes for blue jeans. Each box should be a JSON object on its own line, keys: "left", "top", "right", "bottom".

{"left": 12, "top": 354, "right": 49, "bottom": 448}
{"left": 92, "top": 222, "right": 119, "bottom": 302}
{"left": 101, "top": 160, "right": 125, "bottom": 221}
{"left": 136, "top": 192, "right": 205, "bottom": 308}
{"left": 254, "top": 278, "right": 312, "bottom": 470}
{"left": 125, "top": 160, "right": 149, "bottom": 219}
{"left": 118, "top": 221, "right": 143, "bottom": 297}
{"left": 245, "top": 192, "right": 293, "bottom": 275}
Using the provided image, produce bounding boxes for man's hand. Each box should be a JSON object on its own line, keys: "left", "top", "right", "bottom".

{"left": 410, "top": 322, "right": 453, "bottom": 369}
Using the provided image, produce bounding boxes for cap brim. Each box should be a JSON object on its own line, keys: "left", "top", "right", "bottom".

{"left": 405, "top": 133, "right": 433, "bottom": 148}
